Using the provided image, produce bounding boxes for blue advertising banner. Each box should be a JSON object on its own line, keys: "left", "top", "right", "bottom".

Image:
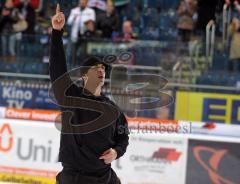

{"left": 0, "top": 82, "right": 58, "bottom": 110}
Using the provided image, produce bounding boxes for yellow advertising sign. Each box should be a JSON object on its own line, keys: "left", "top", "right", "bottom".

{"left": 0, "top": 173, "right": 55, "bottom": 184}
{"left": 175, "top": 91, "right": 240, "bottom": 124}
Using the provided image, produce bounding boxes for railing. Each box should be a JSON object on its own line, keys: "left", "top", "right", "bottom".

{"left": 0, "top": 72, "right": 238, "bottom": 89}
{"left": 0, "top": 32, "right": 238, "bottom": 86}
{"left": 222, "top": 3, "right": 232, "bottom": 51}
{"left": 0, "top": 33, "right": 178, "bottom": 75}
{"left": 206, "top": 20, "right": 216, "bottom": 68}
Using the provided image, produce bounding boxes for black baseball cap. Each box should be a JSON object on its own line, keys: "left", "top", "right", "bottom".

{"left": 80, "top": 56, "right": 110, "bottom": 75}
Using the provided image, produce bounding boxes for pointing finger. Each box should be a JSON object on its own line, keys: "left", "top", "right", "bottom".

{"left": 102, "top": 149, "right": 111, "bottom": 156}
{"left": 56, "top": 3, "right": 60, "bottom": 14}
{"left": 99, "top": 155, "right": 107, "bottom": 159}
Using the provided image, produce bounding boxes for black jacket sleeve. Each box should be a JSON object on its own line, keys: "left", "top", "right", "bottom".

{"left": 114, "top": 113, "right": 129, "bottom": 159}
{"left": 49, "top": 29, "right": 82, "bottom": 104}
{"left": 49, "top": 29, "right": 69, "bottom": 83}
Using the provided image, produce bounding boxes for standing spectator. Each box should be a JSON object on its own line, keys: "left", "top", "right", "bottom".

{"left": 225, "top": 0, "right": 240, "bottom": 7}
{"left": 97, "top": 1, "right": 119, "bottom": 38}
{"left": 177, "top": 0, "right": 197, "bottom": 42}
{"left": 67, "top": 0, "right": 96, "bottom": 42}
{"left": 228, "top": 17, "right": 240, "bottom": 72}
{"left": 196, "top": 0, "right": 219, "bottom": 32}
{"left": 13, "top": 0, "right": 40, "bottom": 35}
{"left": 13, "top": 0, "right": 40, "bottom": 61}
{"left": 67, "top": 0, "right": 96, "bottom": 66}
{"left": 0, "top": 1, "right": 3, "bottom": 16}
{"left": 0, "top": 0, "right": 22, "bottom": 61}
{"left": 222, "top": 0, "right": 240, "bottom": 19}
{"left": 234, "top": 0, "right": 240, "bottom": 10}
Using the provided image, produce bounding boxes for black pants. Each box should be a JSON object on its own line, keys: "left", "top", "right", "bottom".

{"left": 56, "top": 167, "right": 121, "bottom": 184}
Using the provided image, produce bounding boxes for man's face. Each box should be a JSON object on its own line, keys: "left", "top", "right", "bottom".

{"left": 86, "top": 64, "right": 106, "bottom": 86}
{"left": 79, "top": 0, "right": 88, "bottom": 8}
{"left": 123, "top": 21, "right": 132, "bottom": 34}
{"left": 86, "top": 21, "right": 95, "bottom": 32}
{"left": 106, "top": 4, "right": 114, "bottom": 14}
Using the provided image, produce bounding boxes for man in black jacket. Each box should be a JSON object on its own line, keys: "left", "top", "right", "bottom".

{"left": 50, "top": 4, "right": 129, "bottom": 184}
{"left": 97, "top": 2, "right": 119, "bottom": 38}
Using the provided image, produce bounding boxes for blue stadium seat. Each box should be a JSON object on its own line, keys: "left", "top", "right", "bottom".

{"left": 159, "top": 0, "right": 180, "bottom": 10}
{"left": 211, "top": 52, "right": 228, "bottom": 71}
{"left": 196, "top": 72, "right": 240, "bottom": 91}
{"left": 135, "top": 47, "right": 161, "bottom": 66}
{"left": 0, "top": 62, "right": 20, "bottom": 73}
{"left": 22, "top": 62, "right": 47, "bottom": 74}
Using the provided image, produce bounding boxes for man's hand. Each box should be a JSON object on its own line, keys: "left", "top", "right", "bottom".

{"left": 99, "top": 148, "right": 117, "bottom": 164}
{"left": 52, "top": 4, "right": 65, "bottom": 31}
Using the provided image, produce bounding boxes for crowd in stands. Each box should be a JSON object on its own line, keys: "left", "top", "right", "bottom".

{"left": 0, "top": 0, "right": 240, "bottom": 72}
{"left": 0, "top": 0, "right": 239, "bottom": 119}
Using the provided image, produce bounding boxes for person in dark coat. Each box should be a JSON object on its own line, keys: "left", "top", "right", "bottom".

{"left": 0, "top": 0, "right": 19, "bottom": 60}
{"left": 196, "top": 0, "right": 219, "bottom": 31}
{"left": 83, "top": 18, "right": 102, "bottom": 39}
{"left": 50, "top": 4, "right": 129, "bottom": 184}
{"left": 97, "top": 2, "right": 119, "bottom": 38}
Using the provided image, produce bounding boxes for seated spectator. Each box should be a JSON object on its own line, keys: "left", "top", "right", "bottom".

{"left": 228, "top": 17, "right": 240, "bottom": 72}
{"left": 83, "top": 19, "right": 102, "bottom": 39}
{"left": 115, "top": 20, "right": 136, "bottom": 42}
{"left": 177, "top": 0, "right": 197, "bottom": 42}
{"left": 96, "top": 1, "right": 119, "bottom": 38}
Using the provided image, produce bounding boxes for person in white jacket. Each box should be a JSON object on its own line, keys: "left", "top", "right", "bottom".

{"left": 66, "top": 0, "right": 96, "bottom": 66}
{"left": 67, "top": 0, "right": 96, "bottom": 43}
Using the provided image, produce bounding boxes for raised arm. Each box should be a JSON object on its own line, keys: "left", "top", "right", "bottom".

{"left": 49, "top": 4, "right": 68, "bottom": 82}
{"left": 49, "top": 4, "right": 82, "bottom": 103}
